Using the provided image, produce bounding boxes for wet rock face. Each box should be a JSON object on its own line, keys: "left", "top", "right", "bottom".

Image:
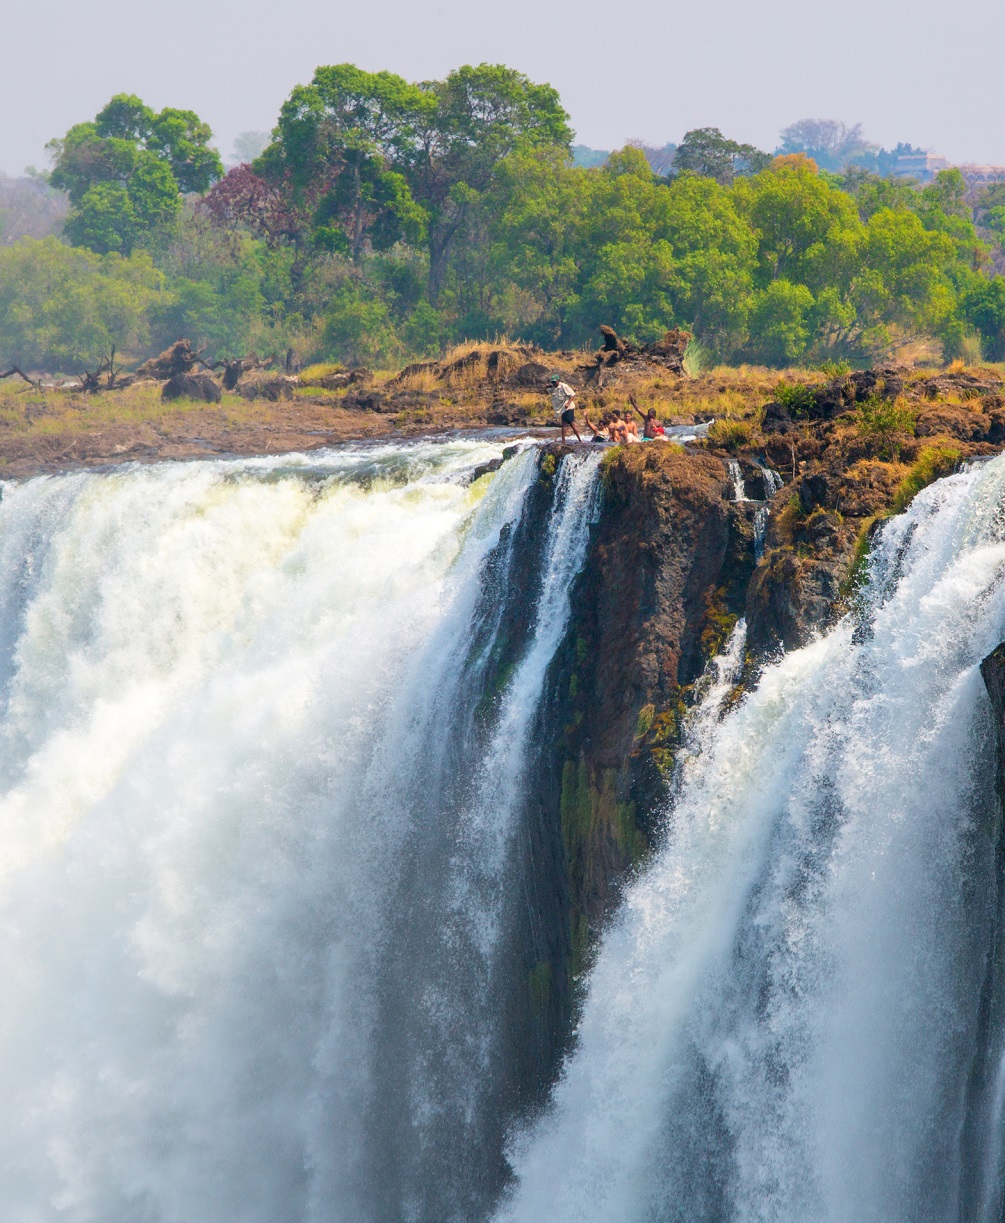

{"left": 981, "top": 644, "right": 1005, "bottom": 727}
{"left": 746, "top": 549, "right": 848, "bottom": 655}
{"left": 529, "top": 445, "right": 753, "bottom": 958}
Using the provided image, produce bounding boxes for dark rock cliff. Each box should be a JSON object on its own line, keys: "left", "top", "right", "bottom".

{"left": 960, "top": 645, "right": 1005, "bottom": 1214}
{"left": 502, "top": 439, "right": 990, "bottom": 1141}
{"left": 503, "top": 444, "right": 758, "bottom": 1119}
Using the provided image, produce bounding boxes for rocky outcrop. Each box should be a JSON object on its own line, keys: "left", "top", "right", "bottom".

{"left": 581, "top": 325, "right": 693, "bottom": 383}
{"left": 960, "top": 644, "right": 1005, "bottom": 1215}
{"left": 237, "top": 372, "right": 298, "bottom": 401}
{"left": 515, "top": 445, "right": 753, "bottom": 1035}
{"left": 161, "top": 372, "right": 222, "bottom": 403}
{"left": 139, "top": 340, "right": 204, "bottom": 381}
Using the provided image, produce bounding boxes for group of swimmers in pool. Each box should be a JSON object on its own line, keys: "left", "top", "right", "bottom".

{"left": 549, "top": 375, "right": 668, "bottom": 445}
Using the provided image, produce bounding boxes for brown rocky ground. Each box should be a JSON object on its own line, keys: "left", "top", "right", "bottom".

{"left": 0, "top": 341, "right": 842, "bottom": 477}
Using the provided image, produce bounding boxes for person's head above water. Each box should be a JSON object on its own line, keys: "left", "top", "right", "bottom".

{"left": 647, "top": 408, "right": 657, "bottom": 419}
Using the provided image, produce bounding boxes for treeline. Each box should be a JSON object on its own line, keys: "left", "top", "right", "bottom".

{"left": 4, "top": 68, "right": 1005, "bottom": 373}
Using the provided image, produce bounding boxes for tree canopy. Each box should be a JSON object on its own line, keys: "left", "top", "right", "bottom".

{"left": 49, "top": 94, "right": 223, "bottom": 255}
{"left": 9, "top": 68, "right": 1005, "bottom": 371}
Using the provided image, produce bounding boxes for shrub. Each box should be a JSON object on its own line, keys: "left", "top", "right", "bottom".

{"left": 818, "top": 358, "right": 851, "bottom": 378}
{"left": 708, "top": 418, "right": 753, "bottom": 449}
{"left": 891, "top": 442, "right": 962, "bottom": 514}
{"left": 774, "top": 381, "right": 817, "bottom": 418}
{"left": 857, "top": 394, "right": 916, "bottom": 460}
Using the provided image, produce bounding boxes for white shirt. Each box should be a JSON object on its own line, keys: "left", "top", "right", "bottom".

{"left": 550, "top": 382, "right": 576, "bottom": 415}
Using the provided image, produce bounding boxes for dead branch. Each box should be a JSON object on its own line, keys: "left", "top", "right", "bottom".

{"left": 0, "top": 366, "right": 39, "bottom": 389}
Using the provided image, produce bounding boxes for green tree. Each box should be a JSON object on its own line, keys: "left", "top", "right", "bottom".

{"left": 960, "top": 277, "right": 1005, "bottom": 359}
{"left": 673, "top": 128, "right": 770, "bottom": 185}
{"left": 49, "top": 93, "right": 222, "bottom": 255}
{"left": 257, "top": 65, "right": 428, "bottom": 264}
{"left": 0, "top": 237, "right": 165, "bottom": 369}
{"left": 405, "top": 63, "right": 572, "bottom": 301}
{"left": 747, "top": 279, "right": 815, "bottom": 364}
{"left": 733, "top": 157, "right": 860, "bottom": 287}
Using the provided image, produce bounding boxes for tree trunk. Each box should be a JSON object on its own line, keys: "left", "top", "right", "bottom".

{"left": 427, "top": 214, "right": 463, "bottom": 307}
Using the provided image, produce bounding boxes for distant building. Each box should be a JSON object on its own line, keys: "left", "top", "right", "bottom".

{"left": 886, "top": 151, "right": 948, "bottom": 183}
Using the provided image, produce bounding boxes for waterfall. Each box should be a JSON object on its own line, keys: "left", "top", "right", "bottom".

{"left": 753, "top": 504, "right": 770, "bottom": 561}
{"left": 0, "top": 439, "right": 601, "bottom": 1222}
{"left": 759, "top": 461, "right": 785, "bottom": 496}
{"left": 727, "top": 460, "right": 746, "bottom": 502}
{"left": 498, "top": 454, "right": 1005, "bottom": 1223}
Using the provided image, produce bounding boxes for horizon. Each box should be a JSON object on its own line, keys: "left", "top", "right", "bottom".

{"left": 4, "top": 0, "right": 1004, "bottom": 178}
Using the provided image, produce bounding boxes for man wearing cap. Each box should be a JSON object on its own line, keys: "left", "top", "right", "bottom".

{"left": 549, "top": 374, "right": 583, "bottom": 443}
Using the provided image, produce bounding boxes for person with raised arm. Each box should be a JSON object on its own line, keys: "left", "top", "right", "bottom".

{"left": 629, "top": 394, "right": 667, "bottom": 439}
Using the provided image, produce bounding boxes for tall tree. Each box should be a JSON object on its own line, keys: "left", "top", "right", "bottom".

{"left": 257, "top": 62, "right": 572, "bottom": 299}
{"left": 256, "top": 64, "right": 428, "bottom": 264}
{"left": 402, "top": 64, "right": 572, "bottom": 301}
{"left": 49, "top": 94, "right": 223, "bottom": 255}
{"left": 673, "top": 128, "right": 769, "bottom": 185}
{"left": 777, "top": 119, "right": 878, "bottom": 173}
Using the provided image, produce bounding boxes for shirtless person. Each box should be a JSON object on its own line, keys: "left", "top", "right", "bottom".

{"left": 549, "top": 374, "right": 583, "bottom": 443}
{"left": 607, "top": 411, "right": 628, "bottom": 444}
{"left": 629, "top": 394, "right": 667, "bottom": 439}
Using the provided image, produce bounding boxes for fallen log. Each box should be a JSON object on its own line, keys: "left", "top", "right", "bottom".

{"left": 0, "top": 366, "right": 38, "bottom": 388}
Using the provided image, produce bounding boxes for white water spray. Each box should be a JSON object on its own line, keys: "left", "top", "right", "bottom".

{"left": 0, "top": 439, "right": 600, "bottom": 1222}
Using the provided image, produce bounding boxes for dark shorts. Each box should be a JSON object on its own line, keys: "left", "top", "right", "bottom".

{"left": 561, "top": 407, "right": 576, "bottom": 426}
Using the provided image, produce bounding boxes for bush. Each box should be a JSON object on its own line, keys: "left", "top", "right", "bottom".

{"left": 858, "top": 394, "right": 917, "bottom": 460}
{"left": 774, "top": 381, "right": 817, "bottom": 417}
{"left": 708, "top": 418, "right": 753, "bottom": 449}
{"left": 320, "top": 285, "right": 400, "bottom": 367}
{"left": 818, "top": 358, "right": 851, "bottom": 377}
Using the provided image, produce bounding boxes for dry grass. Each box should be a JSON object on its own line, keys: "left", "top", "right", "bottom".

{"left": 299, "top": 362, "right": 345, "bottom": 385}
{"left": 617, "top": 365, "right": 789, "bottom": 424}
{"left": 393, "top": 366, "right": 441, "bottom": 394}
{"left": 0, "top": 383, "right": 259, "bottom": 436}
{"left": 1, "top": 348, "right": 999, "bottom": 481}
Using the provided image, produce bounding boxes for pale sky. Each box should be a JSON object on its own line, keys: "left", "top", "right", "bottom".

{"left": 4, "top": 0, "right": 1004, "bottom": 176}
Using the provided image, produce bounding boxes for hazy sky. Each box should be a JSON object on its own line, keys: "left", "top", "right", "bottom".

{"left": 4, "top": 0, "right": 1005, "bottom": 176}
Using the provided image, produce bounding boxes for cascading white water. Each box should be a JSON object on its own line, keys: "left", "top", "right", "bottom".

{"left": 498, "top": 454, "right": 1005, "bottom": 1223}
{"left": 727, "top": 461, "right": 746, "bottom": 503}
{"left": 0, "top": 438, "right": 601, "bottom": 1223}
{"left": 753, "top": 505, "right": 770, "bottom": 561}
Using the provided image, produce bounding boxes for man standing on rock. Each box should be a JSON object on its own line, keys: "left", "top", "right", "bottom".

{"left": 549, "top": 374, "right": 583, "bottom": 443}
